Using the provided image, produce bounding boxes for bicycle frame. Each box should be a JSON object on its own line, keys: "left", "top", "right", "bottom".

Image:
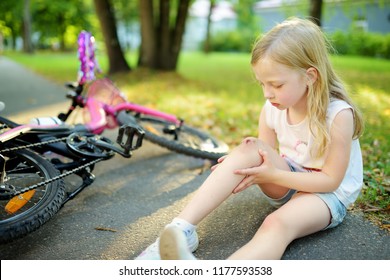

{"left": 0, "top": 123, "right": 69, "bottom": 143}
{"left": 81, "top": 91, "right": 182, "bottom": 135}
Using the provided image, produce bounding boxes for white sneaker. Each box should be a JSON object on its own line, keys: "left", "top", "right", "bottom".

{"left": 135, "top": 226, "right": 198, "bottom": 260}
{"left": 135, "top": 239, "right": 161, "bottom": 260}
{"left": 159, "top": 225, "right": 197, "bottom": 260}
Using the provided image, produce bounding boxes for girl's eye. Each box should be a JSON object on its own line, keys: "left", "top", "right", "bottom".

{"left": 274, "top": 84, "right": 283, "bottom": 89}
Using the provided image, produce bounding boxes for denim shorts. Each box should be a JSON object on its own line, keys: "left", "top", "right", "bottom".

{"left": 262, "top": 157, "right": 347, "bottom": 230}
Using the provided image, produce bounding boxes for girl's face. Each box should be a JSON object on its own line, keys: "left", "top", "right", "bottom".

{"left": 252, "top": 58, "right": 309, "bottom": 111}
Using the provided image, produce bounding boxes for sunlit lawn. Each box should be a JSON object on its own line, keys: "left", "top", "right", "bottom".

{"left": 4, "top": 50, "right": 390, "bottom": 228}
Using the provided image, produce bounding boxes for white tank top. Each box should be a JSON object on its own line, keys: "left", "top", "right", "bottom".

{"left": 264, "top": 99, "right": 363, "bottom": 207}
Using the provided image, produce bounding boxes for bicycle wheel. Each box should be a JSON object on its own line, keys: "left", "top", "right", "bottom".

{"left": 0, "top": 149, "right": 65, "bottom": 243}
{"left": 136, "top": 116, "right": 229, "bottom": 160}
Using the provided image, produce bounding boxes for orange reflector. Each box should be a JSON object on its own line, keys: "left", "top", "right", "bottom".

{"left": 5, "top": 190, "right": 36, "bottom": 214}
{"left": 145, "top": 125, "right": 160, "bottom": 135}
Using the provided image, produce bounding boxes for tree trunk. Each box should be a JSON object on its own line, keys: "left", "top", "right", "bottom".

{"left": 204, "top": 0, "right": 215, "bottom": 53}
{"left": 158, "top": 0, "right": 171, "bottom": 69}
{"left": 138, "top": 0, "right": 156, "bottom": 68}
{"left": 22, "top": 0, "right": 33, "bottom": 53}
{"left": 94, "top": 0, "right": 131, "bottom": 74}
{"left": 138, "top": 0, "right": 190, "bottom": 71}
{"left": 58, "top": 14, "right": 66, "bottom": 51}
{"left": 309, "top": 0, "right": 323, "bottom": 27}
{"left": 169, "top": 0, "right": 190, "bottom": 69}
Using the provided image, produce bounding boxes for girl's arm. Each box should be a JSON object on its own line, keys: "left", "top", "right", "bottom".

{"left": 237, "top": 108, "right": 354, "bottom": 193}
{"left": 258, "top": 105, "right": 277, "bottom": 148}
{"left": 265, "top": 108, "right": 353, "bottom": 192}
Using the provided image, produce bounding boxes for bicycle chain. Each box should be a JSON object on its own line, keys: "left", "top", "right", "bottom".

{"left": 0, "top": 135, "right": 102, "bottom": 198}
{"left": 0, "top": 136, "right": 68, "bottom": 153}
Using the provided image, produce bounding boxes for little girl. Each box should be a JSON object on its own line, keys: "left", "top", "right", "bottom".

{"left": 136, "top": 17, "right": 364, "bottom": 260}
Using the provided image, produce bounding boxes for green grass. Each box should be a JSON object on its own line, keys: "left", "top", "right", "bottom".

{"left": 4, "top": 50, "right": 390, "bottom": 229}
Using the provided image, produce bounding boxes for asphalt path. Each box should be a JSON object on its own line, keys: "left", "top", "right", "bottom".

{"left": 0, "top": 56, "right": 389, "bottom": 260}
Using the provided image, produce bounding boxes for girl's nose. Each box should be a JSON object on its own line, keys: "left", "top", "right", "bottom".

{"left": 263, "top": 88, "right": 274, "bottom": 100}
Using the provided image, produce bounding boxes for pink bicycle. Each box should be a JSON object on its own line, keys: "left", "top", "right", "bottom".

{"left": 60, "top": 76, "right": 228, "bottom": 161}
{"left": 57, "top": 31, "right": 228, "bottom": 161}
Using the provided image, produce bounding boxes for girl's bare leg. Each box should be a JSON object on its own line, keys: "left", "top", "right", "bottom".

{"left": 162, "top": 137, "right": 330, "bottom": 260}
{"left": 228, "top": 192, "right": 331, "bottom": 259}
{"left": 177, "top": 137, "right": 291, "bottom": 225}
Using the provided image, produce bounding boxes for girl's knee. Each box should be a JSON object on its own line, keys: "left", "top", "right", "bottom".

{"left": 220, "top": 137, "right": 266, "bottom": 168}
{"left": 232, "top": 137, "right": 264, "bottom": 164}
{"left": 241, "top": 136, "right": 259, "bottom": 145}
{"left": 238, "top": 137, "right": 266, "bottom": 152}
{"left": 227, "top": 137, "right": 263, "bottom": 164}
{"left": 260, "top": 212, "right": 287, "bottom": 233}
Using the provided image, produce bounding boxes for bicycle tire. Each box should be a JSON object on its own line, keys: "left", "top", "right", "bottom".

{"left": 135, "top": 115, "right": 229, "bottom": 161}
{"left": 0, "top": 149, "right": 65, "bottom": 243}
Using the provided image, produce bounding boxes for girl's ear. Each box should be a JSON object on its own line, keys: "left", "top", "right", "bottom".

{"left": 306, "top": 67, "right": 318, "bottom": 85}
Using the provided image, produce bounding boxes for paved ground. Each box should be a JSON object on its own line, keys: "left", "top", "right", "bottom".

{"left": 0, "top": 56, "right": 389, "bottom": 260}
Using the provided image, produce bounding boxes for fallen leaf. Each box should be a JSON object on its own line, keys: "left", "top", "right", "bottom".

{"left": 95, "top": 227, "right": 117, "bottom": 232}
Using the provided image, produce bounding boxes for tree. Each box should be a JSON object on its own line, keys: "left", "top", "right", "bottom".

{"left": 112, "top": 0, "right": 139, "bottom": 51}
{"left": 23, "top": 0, "right": 33, "bottom": 53}
{"left": 138, "top": 0, "right": 191, "bottom": 71}
{"left": 203, "top": 0, "right": 215, "bottom": 53}
{"left": 235, "top": 0, "right": 258, "bottom": 30}
{"left": 0, "top": 1, "right": 23, "bottom": 50}
{"left": 309, "top": 0, "right": 323, "bottom": 26}
{"left": 32, "top": 0, "right": 93, "bottom": 50}
{"left": 94, "top": 0, "right": 131, "bottom": 74}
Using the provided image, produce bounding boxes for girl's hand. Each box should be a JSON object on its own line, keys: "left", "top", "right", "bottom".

{"left": 232, "top": 149, "right": 276, "bottom": 193}
{"left": 210, "top": 155, "right": 228, "bottom": 171}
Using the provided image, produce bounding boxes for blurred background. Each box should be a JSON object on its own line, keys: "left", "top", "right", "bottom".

{"left": 1, "top": 0, "right": 389, "bottom": 71}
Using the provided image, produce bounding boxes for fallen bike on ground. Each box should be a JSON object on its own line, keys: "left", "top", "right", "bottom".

{"left": 0, "top": 108, "right": 144, "bottom": 243}
{"left": 0, "top": 31, "right": 228, "bottom": 243}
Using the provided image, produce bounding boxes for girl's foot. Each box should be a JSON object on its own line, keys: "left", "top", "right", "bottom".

{"left": 135, "top": 221, "right": 198, "bottom": 260}
{"left": 159, "top": 224, "right": 197, "bottom": 260}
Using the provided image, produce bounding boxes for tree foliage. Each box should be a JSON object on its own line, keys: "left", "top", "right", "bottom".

{"left": 234, "top": 0, "right": 259, "bottom": 30}
{"left": 0, "top": 0, "right": 92, "bottom": 51}
{"left": 0, "top": 0, "right": 23, "bottom": 49}
{"left": 32, "top": 0, "right": 92, "bottom": 50}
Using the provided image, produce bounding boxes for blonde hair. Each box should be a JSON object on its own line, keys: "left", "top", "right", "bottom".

{"left": 251, "top": 17, "right": 364, "bottom": 158}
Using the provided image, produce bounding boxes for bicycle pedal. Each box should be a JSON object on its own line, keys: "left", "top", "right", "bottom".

{"left": 117, "top": 125, "right": 144, "bottom": 155}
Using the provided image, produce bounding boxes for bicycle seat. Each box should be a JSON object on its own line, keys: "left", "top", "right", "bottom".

{"left": 29, "top": 124, "right": 74, "bottom": 133}
{"left": 30, "top": 123, "right": 90, "bottom": 134}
